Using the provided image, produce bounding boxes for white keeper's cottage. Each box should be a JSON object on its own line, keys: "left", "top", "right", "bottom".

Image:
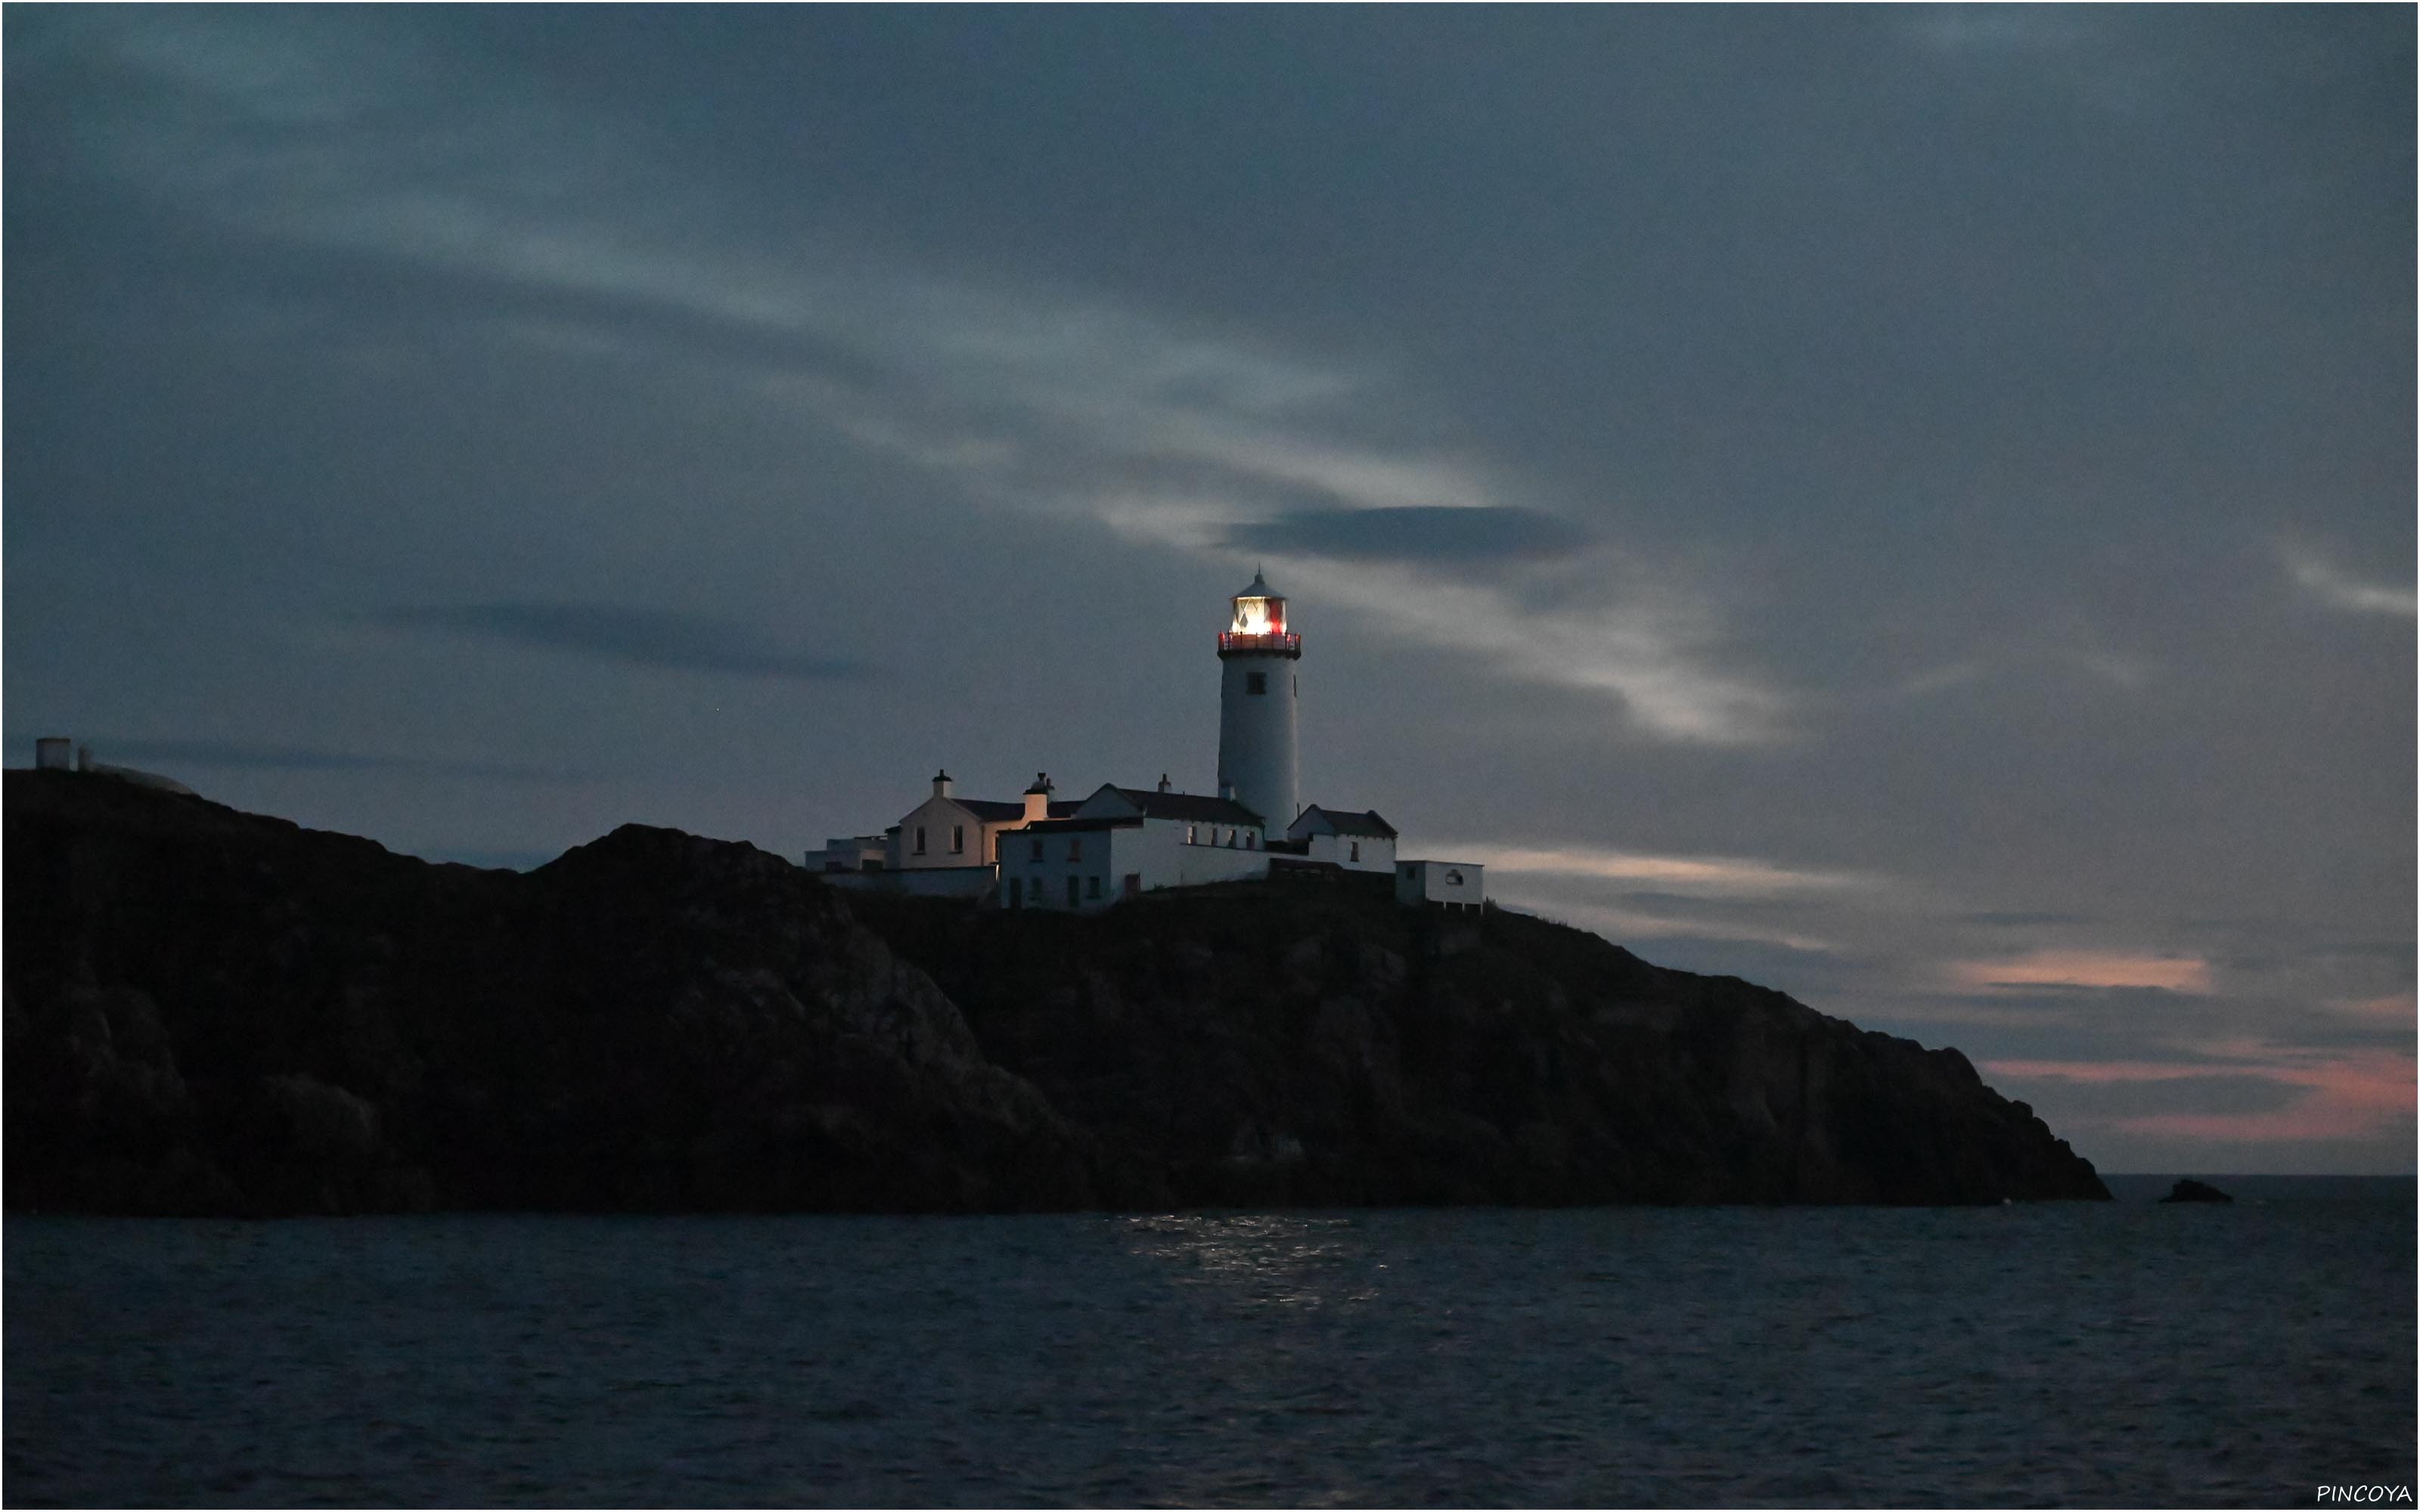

{"left": 805, "top": 572, "right": 1485, "bottom": 912}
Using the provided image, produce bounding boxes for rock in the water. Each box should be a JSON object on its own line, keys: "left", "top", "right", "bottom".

{"left": 4, "top": 770, "right": 2111, "bottom": 1214}
{"left": 2158, "top": 1178, "right": 2234, "bottom": 1204}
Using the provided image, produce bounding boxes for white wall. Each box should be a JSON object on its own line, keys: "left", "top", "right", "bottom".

{"left": 1217, "top": 651, "right": 1300, "bottom": 829}
{"left": 999, "top": 817, "right": 1274, "bottom": 909}
{"left": 1168, "top": 825, "right": 1272, "bottom": 888}
{"left": 895, "top": 794, "right": 987, "bottom": 869}
{"left": 1305, "top": 832, "right": 1395, "bottom": 873}
{"left": 1131, "top": 813, "right": 1271, "bottom": 889}
{"left": 1396, "top": 860, "right": 1485, "bottom": 908}
{"left": 1000, "top": 824, "right": 1144, "bottom": 911}
{"left": 978, "top": 817, "right": 1033, "bottom": 864}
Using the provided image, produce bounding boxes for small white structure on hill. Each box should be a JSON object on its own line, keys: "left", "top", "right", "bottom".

{"left": 1397, "top": 859, "right": 1485, "bottom": 912}
{"left": 1287, "top": 806, "right": 1396, "bottom": 873}
{"left": 27, "top": 737, "right": 196, "bottom": 796}
{"left": 803, "top": 574, "right": 1483, "bottom": 913}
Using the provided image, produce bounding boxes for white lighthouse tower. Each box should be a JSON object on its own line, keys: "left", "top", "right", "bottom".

{"left": 1215, "top": 569, "right": 1302, "bottom": 829}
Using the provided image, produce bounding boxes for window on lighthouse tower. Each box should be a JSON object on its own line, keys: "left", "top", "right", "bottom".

{"left": 1246, "top": 671, "right": 1267, "bottom": 695}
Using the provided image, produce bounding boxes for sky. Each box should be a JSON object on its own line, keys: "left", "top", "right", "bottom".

{"left": 6, "top": 5, "right": 2412, "bottom": 1175}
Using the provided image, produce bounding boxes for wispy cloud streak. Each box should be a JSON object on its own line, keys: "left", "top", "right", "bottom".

{"left": 1449, "top": 843, "right": 1868, "bottom": 896}
{"left": 2281, "top": 546, "right": 2416, "bottom": 618}
{"left": 43, "top": 9, "right": 1789, "bottom": 744}
{"left": 1945, "top": 950, "right": 2212, "bottom": 994}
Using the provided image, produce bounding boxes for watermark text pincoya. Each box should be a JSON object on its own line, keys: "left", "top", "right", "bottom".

{"left": 2317, "top": 1488, "right": 2412, "bottom": 1504}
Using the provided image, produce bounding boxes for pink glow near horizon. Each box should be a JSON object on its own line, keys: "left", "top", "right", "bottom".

{"left": 1984, "top": 1050, "right": 2417, "bottom": 1145}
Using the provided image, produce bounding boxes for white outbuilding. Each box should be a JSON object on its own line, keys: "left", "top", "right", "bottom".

{"left": 1286, "top": 806, "right": 1398, "bottom": 874}
{"left": 1396, "top": 858, "right": 1485, "bottom": 911}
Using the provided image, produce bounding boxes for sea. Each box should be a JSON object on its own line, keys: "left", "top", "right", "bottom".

{"left": 6, "top": 1176, "right": 2411, "bottom": 1507}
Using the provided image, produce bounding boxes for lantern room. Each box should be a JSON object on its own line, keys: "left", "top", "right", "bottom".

{"left": 1217, "top": 569, "right": 1302, "bottom": 657}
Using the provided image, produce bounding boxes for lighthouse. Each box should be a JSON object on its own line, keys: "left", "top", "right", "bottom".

{"left": 1215, "top": 569, "right": 1302, "bottom": 828}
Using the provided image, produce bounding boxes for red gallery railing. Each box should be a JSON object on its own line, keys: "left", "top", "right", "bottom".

{"left": 1216, "top": 631, "right": 1302, "bottom": 655}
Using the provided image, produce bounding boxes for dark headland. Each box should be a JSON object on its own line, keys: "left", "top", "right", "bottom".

{"left": 5, "top": 770, "right": 2108, "bottom": 1216}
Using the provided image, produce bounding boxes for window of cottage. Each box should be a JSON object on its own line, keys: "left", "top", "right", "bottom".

{"left": 1086, "top": 875, "right": 1101, "bottom": 899}
{"left": 1350, "top": 841, "right": 1360, "bottom": 862}
{"left": 1069, "top": 838, "right": 1083, "bottom": 861}
{"left": 1186, "top": 824, "right": 1197, "bottom": 844}
{"left": 1066, "top": 875, "right": 1081, "bottom": 907}
{"left": 1030, "top": 837, "right": 1044, "bottom": 862}
{"left": 951, "top": 825, "right": 964, "bottom": 854}
{"left": 914, "top": 826, "right": 927, "bottom": 855}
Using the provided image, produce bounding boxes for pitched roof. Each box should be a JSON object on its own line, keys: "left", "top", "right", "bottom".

{"left": 1109, "top": 787, "right": 1266, "bottom": 826}
{"left": 1291, "top": 805, "right": 1398, "bottom": 839}
{"left": 1021, "top": 816, "right": 1141, "bottom": 835}
{"left": 951, "top": 798, "right": 1081, "bottom": 822}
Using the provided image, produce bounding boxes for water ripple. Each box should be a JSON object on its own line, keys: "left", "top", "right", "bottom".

{"left": 6, "top": 1185, "right": 2413, "bottom": 1506}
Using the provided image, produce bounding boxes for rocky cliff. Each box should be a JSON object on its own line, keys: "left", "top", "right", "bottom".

{"left": 4, "top": 771, "right": 2108, "bottom": 1214}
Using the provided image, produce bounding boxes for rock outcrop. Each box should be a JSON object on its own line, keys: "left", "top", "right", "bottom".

{"left": 5, "top": 771, "right": 2108, "bottom": 1214}
{"left": 2158, "top": 1178, "right": 2234, "bottom": 1204}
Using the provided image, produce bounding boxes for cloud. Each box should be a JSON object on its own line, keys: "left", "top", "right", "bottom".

{"left": 377, "top": 603, "right": 866, "bottom": 682}
{"left": 2325, "top": 993, "right": 2417, "bottom": 1022}
{"left": 1884, "top": 616, "right": 2158, "bottom": 705}
{"left": 85, "top": 736, "right": 569, "bottom": 782}
{"left": 33, "top": 8, "right": 1791, "bottom": 747}
{"left": 1946, "top": 950, "right": 2212, "bottom": 994}
{"left": 1454, "top": 844, "right": 1878, "bottom": 957}
{"left": 1221, "top": 505, "right": 1593, "bottom": 565}
{"left": 1450, "top": 843, "right": 1868, "bottom": 897}
{"left": 2281, "top": 546, "right": 2416, "bottom": 618}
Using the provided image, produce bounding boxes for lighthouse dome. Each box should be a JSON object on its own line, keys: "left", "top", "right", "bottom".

{"left": 1227, "top": 569, "right": 1289, "bottom": 639}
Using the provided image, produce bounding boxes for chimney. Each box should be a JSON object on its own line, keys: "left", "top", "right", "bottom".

{"left": 1157, "top": 773, "right": 1171, "bottom": 794}
{"left": 1022, "top": 771, "right": 1053, "bottom": 824}
{"left": 1218, "top": 780, "right": 1237, "bottom": 802}
{"left": 932, "top": 768, "right": 953, "bottom": 800}
{"left": 33, "top": 737, "right": 71, "bottom": 771}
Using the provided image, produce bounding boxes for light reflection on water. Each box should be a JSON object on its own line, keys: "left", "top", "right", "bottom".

{"left": 8, "top": 1189, "right": 2413, "bottom": 1507}
{"left": 1122, "top": 1213, "right": 1382, "bottom": 1310}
